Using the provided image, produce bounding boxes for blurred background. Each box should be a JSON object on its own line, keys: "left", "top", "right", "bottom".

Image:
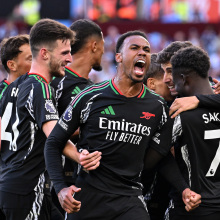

{"left": 0, "top": 0, "right": 220, "bottom": 83}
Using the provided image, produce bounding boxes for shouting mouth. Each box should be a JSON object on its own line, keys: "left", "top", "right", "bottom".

{"left": 134, "top": 60, "right": 145, "bottom": 76}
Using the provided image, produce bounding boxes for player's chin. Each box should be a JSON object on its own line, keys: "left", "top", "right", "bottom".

{"left": 92, "top": 64, "right": 102, "bottom": 71}
{"left": 52, "top": 70, "right": 65, "bottom": 78}
{"left": 131, "top": 75, "right": 144, "bottom": 83}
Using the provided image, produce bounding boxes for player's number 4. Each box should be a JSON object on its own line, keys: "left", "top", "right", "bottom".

{"left": 1, "top": 102, "right": 18, "bottom": 151}
{"left": 205, "top": 129, "right": 220, "bottom": 177}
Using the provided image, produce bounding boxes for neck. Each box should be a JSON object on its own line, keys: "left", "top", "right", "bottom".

{"left": 68, "top": 53, "right": 92, "bottom": 79}
{"left": 114, "top": 74, "right": 143, "bottom": 97}
{"left": 29, "top": 60, "right": 51, "bottom": 83}
{"left": 187, "top": 78, "right": 214, "bottom": 96}
{"left": 7, "top": 73, "right": 19, "bottom": 84}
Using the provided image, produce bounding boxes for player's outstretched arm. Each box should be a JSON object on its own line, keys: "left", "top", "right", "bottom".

{"left": 58, "top": 185, "right": 81, "bottom": 214}
{"left": 43, "top": 120, "right": 102, "bottom": 169}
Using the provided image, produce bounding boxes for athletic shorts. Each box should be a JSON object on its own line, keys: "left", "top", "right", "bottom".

{"left": 66, "top": 178, "right": 150, "bottom": 220}
{"left": 0, "top": 190, "right": 64, "bottom": 220}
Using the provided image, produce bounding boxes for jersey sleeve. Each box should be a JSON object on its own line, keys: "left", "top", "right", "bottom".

{"left": 44, "top": 92, "right": 87, "bottom": 194}
{"left": 26, "top": 83, "right": 59, "bottom": 129}
{"left": 158, "top": 152, "right": 189, "bottom": 193}
{"left": 196, "top": 94, "right": 220, "bottom": 108}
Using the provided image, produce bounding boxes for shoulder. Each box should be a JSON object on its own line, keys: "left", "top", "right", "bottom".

{"left": 20, "top": 75, "right": 53, "bottom": 99}
{"left": 145, "top": 85, "right": 165, "bottom": 101}
{"left": 0, "top": 79, "right": 9, "bottom": 91}
{"left": 70, "top": 80, "right": 111, "bottom": 106}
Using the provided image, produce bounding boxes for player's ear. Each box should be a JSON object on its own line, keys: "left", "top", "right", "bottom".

{"left": 115, "top": 53, "right": 122, "bottom": 63}
{"left": 7, "top": 60, "right": 17, "bottom": 72}
{"left": 147, "top": 78, "right": 156, "bottom": 90}
{"left": 40, "top": 48, "right": 49, "bottom": 60}
{"left": 92, "top": 41, "right": 97, "bottom": 53}
{"left": 181, "top": 74, "right": 189, "bottom": 85}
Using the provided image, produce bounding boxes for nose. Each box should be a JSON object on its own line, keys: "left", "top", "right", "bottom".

{"left": 66, "top": 53, "right": 72, "bottom": 63}
{"left": 163, "top": 71, "right": 172, "bottom": 84}
{"left": 138, "top": 48, "right": 147, "bottom": 56}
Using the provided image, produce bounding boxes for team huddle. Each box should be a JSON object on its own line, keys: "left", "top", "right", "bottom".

{"left": 0, "top": 18, "right": 220, "bottom": 220}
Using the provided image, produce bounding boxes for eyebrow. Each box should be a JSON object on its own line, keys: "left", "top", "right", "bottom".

{"left": 130, "top": 44, "right": 150, "bottom": 49}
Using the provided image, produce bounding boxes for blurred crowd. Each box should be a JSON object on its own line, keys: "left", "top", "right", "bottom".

{"left": 1, "top": 19, "right": 220, "bottom": 83}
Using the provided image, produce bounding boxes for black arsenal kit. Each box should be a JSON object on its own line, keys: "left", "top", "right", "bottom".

{"left": 50, "top": 66, "right": 93, "bottom": 182}
{"left": 166, "top": 107, "right": 220, "bottom": 219}
{"left": 51, "top": 66, "right": 93, "bottom": 116}
{"left": 45, "top": 79, "right": 177, "bottom": 219}
{"left": 0, "top": 79, "right": 10, "bottom": 102}
{"left": 0, "top": 73, "right": 59, "bottom": 219}
{"left": 50, "top": 66, "right": 93, "bottom": 215}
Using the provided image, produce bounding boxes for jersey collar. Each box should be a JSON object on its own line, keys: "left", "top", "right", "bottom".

{"left": 28, "top": 73, "right": 49, "bottom": 84}
{"left": 110, "top": 78, "right": 145, "bottom": 98}
{"left": 4, "top": 79, "right": 10, "bottom": 85}
{"left": 65, "top": 66, "right": 82, "bottom": 77}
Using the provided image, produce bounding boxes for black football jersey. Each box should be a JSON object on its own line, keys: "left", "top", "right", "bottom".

{"left": 51, "top": 66, "right": 93, "bottom": 116}
{"left": 196, "top": 94, "right": 220, "bottom": 108}
{"left": 170, "top": 107, "right": 220, "bottom": 215}
{"left": 0, "top": 79, "right": 10, "bottom": 102}
{"left": 46, "top": 79, "right": 173, "bottom": 195}
{"left": 51, "top": 66, "right": 94, "bottom": 183}
{"left": 0, "top": 73, "right": 59, "bottom": 195}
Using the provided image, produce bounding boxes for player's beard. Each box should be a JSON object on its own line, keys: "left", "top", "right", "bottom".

{"left": 129, "top": 73, "right": 144, "bottom": 83}
{"left": 92, "top": 64, "right": 102, "bottom": 71}
{"left": 49, "top": 57, "right": 65, "bottom": 78}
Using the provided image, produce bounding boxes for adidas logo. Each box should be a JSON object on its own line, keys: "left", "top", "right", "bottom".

{"left": 101, "top": 105, "right": 115, "bottom": 115}
{"left": 72, "top": 86, "right": 81, "bottom": 95}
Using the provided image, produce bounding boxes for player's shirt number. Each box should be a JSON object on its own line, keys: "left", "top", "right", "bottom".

{"left": 205, "top": 129, "right": 220, "bottom": 177}
{"left": 1, "top": 102, "right": 18, "bottom": 151}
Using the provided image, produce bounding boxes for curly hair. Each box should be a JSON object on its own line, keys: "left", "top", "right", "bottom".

{"left": 116, "top": 30, "right": 148, "bottom": 53}
{"left": 157, "top": 41, "right": 193, "bottom": 64}
{"left": 171, "top": 46, "right": 210, "bottom": 78}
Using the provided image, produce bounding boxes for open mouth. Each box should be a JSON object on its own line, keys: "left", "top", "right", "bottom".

{"left": 134, "top": 60, "right": 145, "bottom": 75}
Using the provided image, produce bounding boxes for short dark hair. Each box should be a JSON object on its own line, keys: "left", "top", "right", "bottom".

{"left": 69, "top": 19, "right": 102, "bottom": 55}
{"left": 0, "top": 34, "right": 29, "bottom": 73}
{"left": 171, "top": 46, "right": 210, "bottom": 78}
{"left": 157, "top": 41, "right": 193, "bottom": 64}
{"left": 116, "top": 30, "right": 148, "bottom": 53}
{"left": 143, "top": 53, "right": 164, "bottom": 84}
{"left": 30, "top": 18, "right": 75, "bottom": 57}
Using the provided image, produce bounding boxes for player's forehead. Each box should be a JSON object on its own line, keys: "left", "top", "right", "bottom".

{"left": 124, "top": 35, "right": 150, "bottom": 47}
{"left": 161, "top": 62, "right": 172, "bottom": 70}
